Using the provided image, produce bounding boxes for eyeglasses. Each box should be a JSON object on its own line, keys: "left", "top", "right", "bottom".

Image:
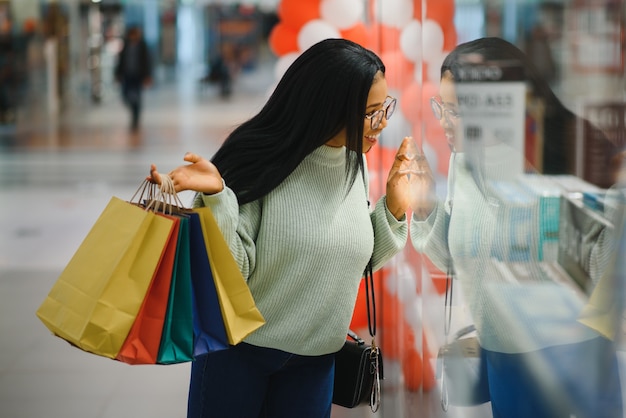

{"left": 365, "top": 96, "right": 397, "bottom": 130}
{"left": 430, "top": 96, "right": 459, "bottom": 125}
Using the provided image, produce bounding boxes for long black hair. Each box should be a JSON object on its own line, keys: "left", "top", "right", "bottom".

{"left": 440, "top": 36, "right": 578, "bottom": 175}
{"left": 211, "top": 38, "right": 386, "bottom": 204}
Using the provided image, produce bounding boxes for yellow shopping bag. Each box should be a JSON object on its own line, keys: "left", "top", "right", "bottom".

{"left": 36, "top": 196, "right": 175, "bottom": 358}
{"left": 194, "top": 206, "right": 265, "bottom": 345}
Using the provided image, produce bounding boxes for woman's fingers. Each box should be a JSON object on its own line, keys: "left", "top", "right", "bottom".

{"left": 183, "top": 152, "right": 202, "bottom": 164}
{"left": 148, "top": 152, "right": 223, "bottom": 194}
{"left": 148, "top": 164, "right": 162, "bottom": 185}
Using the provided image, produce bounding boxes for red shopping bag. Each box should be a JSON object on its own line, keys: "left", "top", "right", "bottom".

{"left": 116, "top": 214, "right": 180, "bottom": 364}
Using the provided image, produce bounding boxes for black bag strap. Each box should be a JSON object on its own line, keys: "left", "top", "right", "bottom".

{"left": 364, "top": 260, "right": 376, "bottom": 341}
{"left": 364, "top": 259, "right": 381, "bottom": 412}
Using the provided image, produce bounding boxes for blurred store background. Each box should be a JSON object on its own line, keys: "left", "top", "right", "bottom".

{"left": 0, "top": 1, "right": 625, "bottom": 418}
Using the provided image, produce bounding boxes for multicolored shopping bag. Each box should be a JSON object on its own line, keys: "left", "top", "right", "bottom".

{"left": 116, "top": 214, "right": 180, "bottom": 364}
{"left": 36, "top": 195, "right": 175, "bottom": 359}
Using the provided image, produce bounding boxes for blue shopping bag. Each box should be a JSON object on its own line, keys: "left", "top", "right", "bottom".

{"left": 188, "top": 211, "right": 229, "bottom": 355}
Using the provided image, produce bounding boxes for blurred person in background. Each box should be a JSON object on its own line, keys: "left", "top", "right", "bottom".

{"left": 0, "top": 17, "right": 15, "bottom": 124}
{"left": 115, "top": 25, "right": 152, "bottom": 132}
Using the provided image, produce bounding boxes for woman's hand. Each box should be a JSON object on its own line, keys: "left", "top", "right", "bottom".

{"left": 147, "top": 152, "right": 224, "bottom": 195}
{"left": 385, "top": 136, "right": 415, "bottom": 220}
{"left": 385, "top": 137, "right": 437, "bottom": 221}
{"left": 408, "top": 146, "right": 436, "bottom": 220}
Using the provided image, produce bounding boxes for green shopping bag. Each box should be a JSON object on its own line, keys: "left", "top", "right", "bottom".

{"left": 157, "top": 214, "right": 194, "bottom": 364}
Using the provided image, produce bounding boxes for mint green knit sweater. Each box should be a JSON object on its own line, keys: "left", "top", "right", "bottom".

{"left": 195, "top": 145, "right": 407, "bottom": 356}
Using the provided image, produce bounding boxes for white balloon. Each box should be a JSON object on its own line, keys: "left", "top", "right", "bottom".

{"left": 274, "top": 52, "right": 300, "bottom": 81}
{"left": 400, "top": 20, "right": 422, "bottom": 63}
{"left": 373, "top": 0, "right": 413, "bottom": 29}
{"left": 413, "top": 63, "right": 422, "bottom": 82}
{"left": 320, "top": 0, "right": 364, "bottom": 30}
{"left": 404, "top": 298, "right": 423, "bottom": 332}
{"left": 297, "top": 20, "right": 341, "bottom": 52}
{"left": 426, "top": 50, "right": 448, "bottom": 83}
{"left": 422, "top": 19, "right": 444, "bottom": 63}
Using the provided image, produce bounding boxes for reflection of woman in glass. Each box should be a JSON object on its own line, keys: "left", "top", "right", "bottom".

{"left": 410, "top": 37, "right": 623, "bottom": 418}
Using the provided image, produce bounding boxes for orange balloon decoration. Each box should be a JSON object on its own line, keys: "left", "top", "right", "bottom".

{"left": 426, "top": 0, "right": 455, "bottom": 26}
{"left": 413, "top": 0, "right": 424, "bottom": 20}
{"left": 268, "top": 23, "right": 299, "bottom": 56}
{"left": 370, "top": 23, "right": 402, "bottom": 53}
{"left": 381, "top": 50, "right": 415, "bottom": 91}
{"left": 365, "top": 144, "right": 397, "bottom": 202}
{"left": 422, "top": 255, "right": 449, "bottom": 295}
{"left": 443, "top": 24, "right": 458, "bottom": 51}
{"left": 417, "top": 121, "right": 451, "bottom": 176}
{"left": 340, "top": 22, "right": 371, "bottom": 49}
{"left": 400, "top": 81, "right": 421, "bottom": 125}
{"left": 277, "top": 0, "right": 321, "bottom": 30}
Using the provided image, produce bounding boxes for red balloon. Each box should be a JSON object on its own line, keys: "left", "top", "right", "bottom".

{"left": 400, "top": 81, "right": 421, "bottom": 125}
{"left": 365, "top": 145, "right": 398, "bottom": 202}
{"left": 426, "top": 0, "right": 455, "bottom": 26}
{"left": 421, "top": 331, "right": 437, "bottom": 391}
{"left": 413, "top": 0, "right": 424, "bottom": 20}
{"left": 381, "top": 50, "right": 415, "bottom": 90}
{"left": 268, "top": 23, "right": 299, "bottom": 56}
{"left": 443, "top": 24, "right": 458, "bottom": 51}
{"left": 420, "top": 121, "right": 451, "bottom": 176}
{"left": 403, "top": 346, "right": 425, "bottom": 391}
{"left": 277, "top": 0, "right": 321, "bottom": 30}
{"left": 340, "top": 22, "right": 372, "bottom": 49}
{"left": 370, "top": 23, "right": 401, "bottom": 54}
{"left": 420, "top": 80, "right": 439, "bottom": 112}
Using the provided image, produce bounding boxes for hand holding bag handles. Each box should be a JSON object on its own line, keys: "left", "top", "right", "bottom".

{"left": 332, "top": 261, "right": 383, "bottom": 412}
{"left": 36, "top": 175, "right": 265, "bottom": 364}
{"left": 36, "top": 180, "right": 176, "bottom": 359}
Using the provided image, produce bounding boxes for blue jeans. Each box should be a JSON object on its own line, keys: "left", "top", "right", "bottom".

{"left": 485, "top": 337, "right": 623, "bottom": 418}
{"left": 187, "top": 343, "right": 335, "bottom": 418}
{"left": 121, "top": 76, "right": 143, "bottom": 129}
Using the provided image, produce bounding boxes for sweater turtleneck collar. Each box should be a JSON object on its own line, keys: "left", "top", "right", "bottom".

{"left": 308, "top": 145, "right": 349, "bottom": 167}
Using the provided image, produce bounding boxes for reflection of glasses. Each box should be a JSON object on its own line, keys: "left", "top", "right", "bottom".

{"left": 365, "top": 96, "right": 397, "bottom": 130}
{"left": 430, "top": 96, "right": 459, "bottom": 124}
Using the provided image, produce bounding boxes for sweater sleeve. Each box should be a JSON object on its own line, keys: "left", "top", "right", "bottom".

{"left": 369, "top": 196, "right": 408, "bottom": 272}
{"left": 193, "top": 188, "right": 260, "bottom": 280}
{"left": 410, "top": 201, "right": 453, "bottom": 273}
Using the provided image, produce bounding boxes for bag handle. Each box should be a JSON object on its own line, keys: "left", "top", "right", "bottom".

{"left": 364, "top": 260, "right": 376, "bottom": 342}
{"left": 364, "top": 260, "right": 381, "bottom": 413}
{"left": 134, "top": 176, "right": 187, "bottom": 215}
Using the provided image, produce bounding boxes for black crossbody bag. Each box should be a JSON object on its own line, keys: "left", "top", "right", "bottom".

{"left": 332, "top": 261, "right": 383, "bottom": 412}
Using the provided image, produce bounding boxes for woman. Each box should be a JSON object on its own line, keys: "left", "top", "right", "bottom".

{"left": 410, "top": 37, "right": 623, "bottom": 418}
{"left": 150, "top": 38, "right": 412, "bottom": 417}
